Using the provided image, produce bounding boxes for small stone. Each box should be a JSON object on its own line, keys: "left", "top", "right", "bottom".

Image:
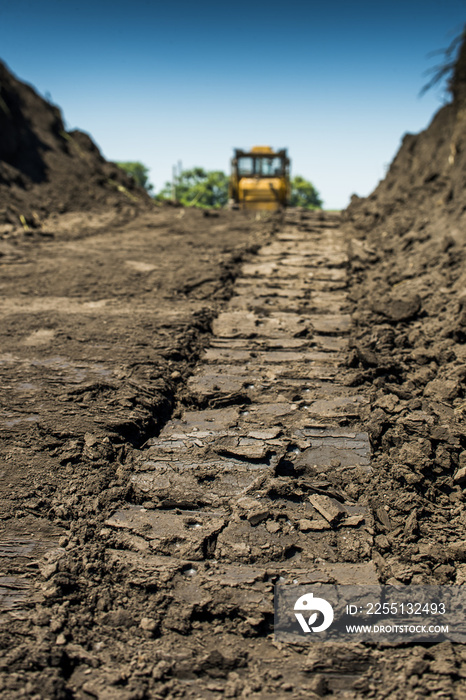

{"left": 447, "top": 542, "right": 466, "bottom": 561}
{"left": 50, "top": 618, "right": 62, "bottom": 633}
{"left": 34, "top": 611, "right": 50, "bottom": 626}
{"left": 305, "top": 674, "right": 327, "bottom": 696}
{"left": 103, "top": 609, "right": 135, "bottom": 628}
{"left": 404, "top": 510, "right": 419, "bottom": 539}
{"left": 236, "top": 497, "right": 270, "bottom": 525}
{"left": 42, "top": 584, "right": 59, "bottom": 598}
{"left": 56, "top": 633, "right": 67, "bottom": 645}
{"left": 434, "top": 564, "right": 455, "bottom": 583}
{"left": 247, "top": 509, "right": 269, "bottom": 526}
{"left": 376, "top": 394, "right": 400, "bottom": 413}
{"left": 84, "top": 432, "right": 99, "bottom": 447}
{"left": 171, "top": 371, "right": 181, "bottom": 380}
{"left": 424, "top": 378, "right": 459, "bottom": 401}
{"left": 454, "top": 466, "right": 466, "bottom": 485}
{"left": 376, "top": 506, "right": 391, "bottom": 530}
{"left": 456, "top": 564, "right": 466, "bottom": 585}
{"left": 373, "top": 295, "right": 421, "bottom": 322}
{"left": 245, "top": 616, "right": 263, "bottom": 627}
{"left": 269, "top": 669, "right": 282, "bottom": 680}
{"left": 206, "top": 682, "right": 225, "bottom": 692}
{"left": 152, "top": 660, "right": 172, "bottom": 681}
{"left": 139, "top": 617, "right": 157, "bottom": 632}
{"left": 39, "top": 562, "right": 58, "bottom": 580}
{"left": 142, "top": 501, "right": 157, "bottom": 509}
{"left": 302, "top": 517, "right": 331, "bottom": 531}
{"left": 298, "top": 519, "right": 314, "bottom": 532}
{"left": 309, "top": 494, "right": 346, "bottom": 525}
{"left": 375, "top": 534, "right": 390, "bottom": 551}
{"left": 342, "top": 514, "right": 365, "bottom": 527}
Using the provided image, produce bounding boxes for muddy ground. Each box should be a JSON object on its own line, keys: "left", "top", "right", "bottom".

{"left": 2, "top": 45, "right": 466, "bottom": 699}
{"left": 1, "top": 204, "right": 465, "bottom": 700}
{"left": 0, "top": 206, "right": 286, "bottom": 698}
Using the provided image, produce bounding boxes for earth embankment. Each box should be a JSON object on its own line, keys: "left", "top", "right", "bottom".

{"left": 0, "top": 61, "right": 152, "bottom": 233}
{"left": 339, "top": 32, "right": 466, "bottom": 690}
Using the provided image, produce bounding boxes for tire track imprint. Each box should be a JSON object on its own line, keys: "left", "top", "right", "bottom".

{"left": 104, "top": 212, "right": 377, "bottom": 651}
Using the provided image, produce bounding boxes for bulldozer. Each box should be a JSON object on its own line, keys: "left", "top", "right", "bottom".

{"left": 229, "top": 146, "right": 290, "bottom": 211}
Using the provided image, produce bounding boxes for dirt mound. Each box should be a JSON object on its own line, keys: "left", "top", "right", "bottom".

{"left": 341, "top": 31, "right": 466, "bottom": 602}
{"left": 0, "top": 61, "right": 151, "bottom": 231}
{"left": 344, "top": 31, "right": 466, "bottom": 247}
{"left": 343, "top": 29, "right": 466, "bottom": 405}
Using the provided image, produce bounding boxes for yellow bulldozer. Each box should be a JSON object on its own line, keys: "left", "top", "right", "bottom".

{"left": 229, "top": 146, "right": 290, "bottom": 211}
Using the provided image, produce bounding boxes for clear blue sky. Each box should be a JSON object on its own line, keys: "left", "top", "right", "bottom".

{"left": 1, "top": 0, "right": 465, "bottom": 209}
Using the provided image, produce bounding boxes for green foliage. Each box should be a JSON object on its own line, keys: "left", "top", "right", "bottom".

{"left": 155, "top": 167, "right": 322, "bottom": 210}
{"left": 290, "top": 175, "right": 322, "bottom": 209}
{"left": 157, "top": 168, "right": 229, "bottom": 209}
{"left": 116, "top": 161, "right": 153, "bottom": 193}
{"left": 420, "top": 29, "right": 466, "bottom": 99}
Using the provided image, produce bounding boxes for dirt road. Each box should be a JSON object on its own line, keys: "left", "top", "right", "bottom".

{"left": 1, "top": 207, "right": 465, "bottom": 699}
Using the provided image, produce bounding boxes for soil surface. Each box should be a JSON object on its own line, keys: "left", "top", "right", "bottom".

{"left": 2, "top": 41, "right": 466, "bottom": 700}
{"left": 0, "top": 204, "right": 281, "bottom": 699}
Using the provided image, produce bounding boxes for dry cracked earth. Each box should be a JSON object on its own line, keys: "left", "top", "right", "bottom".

{"left": 1, "top": 206, "right": 465, "bottom": 699}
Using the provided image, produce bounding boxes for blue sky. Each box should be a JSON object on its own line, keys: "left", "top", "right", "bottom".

{"left": 1, "top": 0, "right": 465, "bottom": 208}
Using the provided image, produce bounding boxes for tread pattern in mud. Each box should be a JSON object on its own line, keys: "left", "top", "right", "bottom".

{"left": 104, "top": 213, "right": 377, "bottom": 640}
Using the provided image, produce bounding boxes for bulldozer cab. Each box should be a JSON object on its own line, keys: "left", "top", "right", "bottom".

{"left": 230, "top": 146, "right": 290, "bottom": 211}
{"left": 237, "top": 154, "right": 285, "bottom": 177}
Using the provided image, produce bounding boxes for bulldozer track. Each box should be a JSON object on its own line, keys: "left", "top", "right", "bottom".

{"left": 0, "top": 210, "right": 381, "bottom": 697}
{"left": 99, "top": 211, "right": 377, "bottom": 693}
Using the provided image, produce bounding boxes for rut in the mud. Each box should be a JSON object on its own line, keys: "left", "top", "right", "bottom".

{"left": 107, "top": 212, "right": 373, "bottom": 579}
{"left": 1, "top": 211, "right": 376, "bottom": 697}
{"left": 2, "top": 207, "right": 465, "bottom": 698}
{"left": 78, "top": 210, "right": 378, "bottom": 697}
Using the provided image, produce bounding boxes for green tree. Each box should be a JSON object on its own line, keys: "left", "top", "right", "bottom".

{"left": 290, "top": 175, "right": 323, "bottom": 209}
{"left": 116, "top": 161, "right": 154, "bottom": 193}
{"left": 157, "top": 168, "right": 229, "bottom": 209}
